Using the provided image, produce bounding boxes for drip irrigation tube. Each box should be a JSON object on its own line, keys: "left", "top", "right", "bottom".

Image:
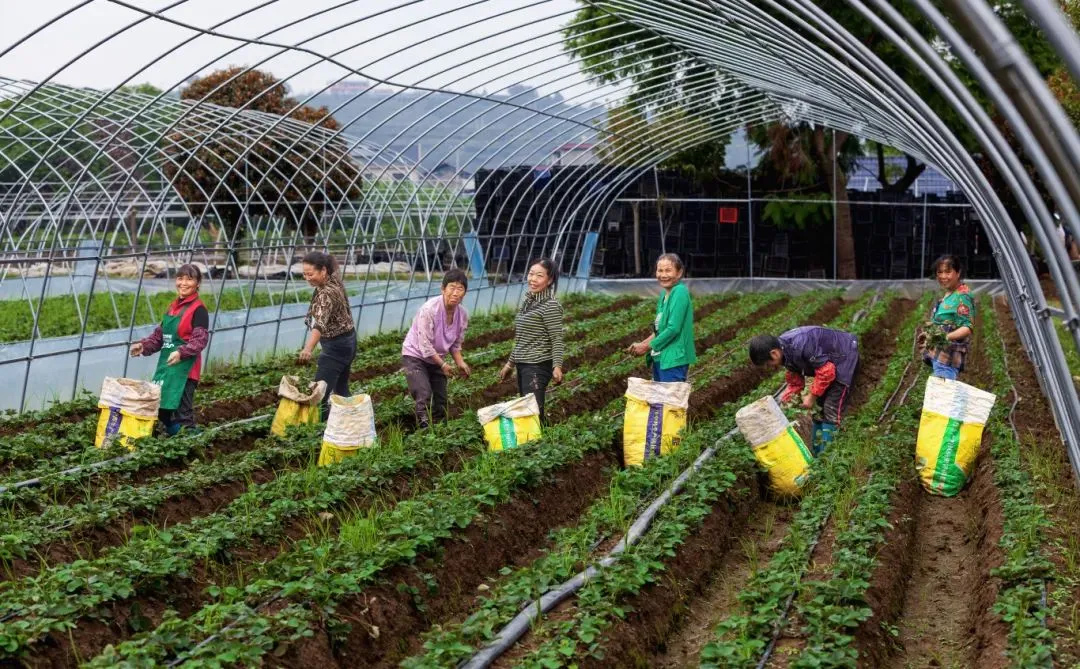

{"left": 460, "top": 422, "right": 746, "bottom": 669}
{"left": 850, "top": 289, "right": 883, "bottom": 327}
{"left": 756, "top": 299, "right": 1040, "bottom": 669}
{"left": 755, "top": 352, "right": 920, "bottom": 668}
{"left": 754, "top": 492, "right": 844, "bottom": 669}
{"left": 0, "top": 414, "right": 271, "bottom": 495}
{"left": 461, "top": 384, "right": 788, "bottom": 669}
{"left": 461, "top": 293, "right": 889, "bottom": 668}
{"left": 880, "top": 323, "right": 923, "bottom": 421}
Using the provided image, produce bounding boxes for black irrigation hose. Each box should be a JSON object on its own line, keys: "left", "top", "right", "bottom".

{"left": 166, "top": 594, "right": 285, "bottom": 668}
{"left": 465, "top": 304, "right": 881, "bottom": 668}
{"left": 460, "top": 419, "right": 755, "bottom": 669}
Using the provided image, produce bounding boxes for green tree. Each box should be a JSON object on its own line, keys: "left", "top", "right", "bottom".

{"left": 120, "top": 83, "right": 165, "bottom": 97}
{"left": 162, "top": 66, "right": 361, "bottom": 255}
{"left": 564, "top": 0, "right": 1075, "bottom": 277}
{"left": 564, "top": 1, "right": 874, "bottom": 276}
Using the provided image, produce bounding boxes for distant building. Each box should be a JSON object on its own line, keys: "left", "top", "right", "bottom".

{"left": 325, "top": 79, "right": 374, "bottom": 97}
{"left": 359, "top": 162, "right": 423, "bottom": 185}
{"left": 554, "top": 142, "right": 598, "bottom": 166}
{"left": 848, "top": 156, "right": 959, "bottom": 196}
{"left": 429, "top": 163, "right": 473, "bottom": 193}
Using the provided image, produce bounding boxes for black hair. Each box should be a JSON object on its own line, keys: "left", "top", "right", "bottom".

{"left": 302, "top": 251, "right": 338, "bottom": 276}
{"left": 527, "top": 257, "right": 558, "bottom": 290}
{"left": 656, "top": 252, "right": 685, "bottom": 273}
{"left": 748, "top": 334, "right": 782, "bottom": 366}
{"left": 932, "top": 254, "right": 962, "bottom": 277}
{"left": 176, "top": 263, "right": 202, "bottom": 285}
{"left": 443, "top": 268, "right": 468, "bottom": 290}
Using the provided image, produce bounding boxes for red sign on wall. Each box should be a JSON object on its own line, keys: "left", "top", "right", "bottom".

{"left": 718, "top": 207, "right": 739, "bottom": 224}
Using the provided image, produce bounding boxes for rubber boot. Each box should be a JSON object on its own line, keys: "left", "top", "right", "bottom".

{"left": 817, "top": 422, "right": 837, "bottom": 455}
{"left": 811, "top": 420, "right": 824, "bottom": 456}
{"left": 164, "top": 421, "right": 183, "bottom": 437}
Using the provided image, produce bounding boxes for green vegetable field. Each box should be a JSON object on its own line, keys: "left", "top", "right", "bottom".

{"left": 0, "top": 290, "right": 1075, "bottom": 669}
{"left": 0, "top": 288, "right": 309, "bottom": 343}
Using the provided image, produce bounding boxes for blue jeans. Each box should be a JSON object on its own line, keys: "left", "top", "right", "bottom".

{"left": 652, "top": 362, "right": 688, "bottom": 382}
{"left": 932, "top": 359, "right": 959, "bottom": 380}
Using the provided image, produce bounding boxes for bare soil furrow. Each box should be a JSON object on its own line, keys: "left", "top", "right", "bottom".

{"left": 274, "top": 449, "right": 621, "bottom": 669}
{"left": 570, "top": 297, "right": 908, "bottom": 668}
{"left": 865, "top": 306, "right": 1008, "bottom": 669}
{"left": 651, "top": 503, "right": 795, "bottom": 668}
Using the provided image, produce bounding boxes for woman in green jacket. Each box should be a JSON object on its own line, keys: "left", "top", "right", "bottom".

{"left": 627, "top": 253, "right": 696, "bottom": 382}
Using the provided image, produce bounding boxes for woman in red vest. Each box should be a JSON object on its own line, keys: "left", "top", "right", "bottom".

{"left": 129, "top": 264, "right": 210, "bottom": 435}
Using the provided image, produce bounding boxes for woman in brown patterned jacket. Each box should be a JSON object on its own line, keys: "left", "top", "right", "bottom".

{"left": 298, "top": 251, "right": 357, "bottom": 419}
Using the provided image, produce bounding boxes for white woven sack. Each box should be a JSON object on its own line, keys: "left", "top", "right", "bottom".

{"left": 323, "top": 394, "right": 376, "bottom": 448}
{"left": 624, "top": 377, "right": 691, "bottom": 409}
{"left": 923, "top": 377, "right": 996, "bottom": 424}
{"left": 735, "top": 395, "right": 790, "bottom": 448}
{"left": 476, "top": 393, "right": 540, "bottom": 426}
{"left": 277, "top": 375, "right": 327, "bottom": 405}
{"left": 99, "top": 377, "right": 160, "bottom": 418}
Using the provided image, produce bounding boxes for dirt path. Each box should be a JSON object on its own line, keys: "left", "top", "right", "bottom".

{"left": 650, "top": 501, "right": 795, "bottom": 668}
{"left": 882, "top": 304, "right": 1004, "bottom": 669}
{"left": 884, "top": 491, "right": 980, "bottom": 669}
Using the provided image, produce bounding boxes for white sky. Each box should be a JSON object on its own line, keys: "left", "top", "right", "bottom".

{"left": 0, "top": 0, "right": 608, "bottom": 101}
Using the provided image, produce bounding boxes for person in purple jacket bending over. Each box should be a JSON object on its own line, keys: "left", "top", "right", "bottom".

{"left": 748, "top": 326, "right": 859, "bottom": 455}
{"left": 401, "top": 269, "right": 471, "bottom": 428}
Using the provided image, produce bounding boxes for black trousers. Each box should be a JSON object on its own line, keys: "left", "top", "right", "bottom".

{"left": 516, "top": 360, "right": 553, "bottom": 424}
{"left": 402, "top": 355, "right": 448, "bottom": 427}
{"left": 159, "top": 379, "right": 198, "bottom": 429}
{"left": 316, "top": 330, "right": 357, "bottom": 420}
{"left": 814, "top": 382, "right": 850, "bottom": 424}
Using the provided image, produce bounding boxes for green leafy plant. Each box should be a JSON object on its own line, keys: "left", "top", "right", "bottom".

{"left": 761, "top": 195, "right": 833, "bottom": 230}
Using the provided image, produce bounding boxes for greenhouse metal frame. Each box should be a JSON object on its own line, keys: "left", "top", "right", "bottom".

{"left": 1, "top": 0, "right": 1080, "bottom": 482}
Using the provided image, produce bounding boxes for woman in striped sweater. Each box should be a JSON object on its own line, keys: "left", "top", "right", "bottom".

{"left": 499, "top": 258, "right": 565, "bottom": 423}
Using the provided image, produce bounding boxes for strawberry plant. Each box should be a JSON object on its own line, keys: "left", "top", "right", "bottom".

{"left": 785, "top": 296, "right": 1057, "bottom": 669}
{"left": 699, "top": 295, "right": 927, "bottom": 668}
{"left": 401, "top": 292, "right": 875, "bottom": 667}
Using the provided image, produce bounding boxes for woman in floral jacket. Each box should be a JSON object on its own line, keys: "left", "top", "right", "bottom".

{"left": 921, "top": 254, "right": 975, "bottom": 380}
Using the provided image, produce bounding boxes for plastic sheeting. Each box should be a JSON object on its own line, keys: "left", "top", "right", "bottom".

{"left": 0, "top": 278, "right": 586, "bottom": 412}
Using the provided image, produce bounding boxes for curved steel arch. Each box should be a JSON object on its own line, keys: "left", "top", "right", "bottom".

{"left": 555, "top": 0, "right": 1080, "bottom": 478}
{"left": 0, "top": 0, "right": 1078, "bottom": 483}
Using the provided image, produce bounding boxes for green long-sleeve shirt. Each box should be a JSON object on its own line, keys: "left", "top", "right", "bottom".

{"left": 650, "top": 282, "right": 697, "bottom": 369}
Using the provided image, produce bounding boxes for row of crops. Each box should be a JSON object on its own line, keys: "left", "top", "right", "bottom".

{"left": 0, "top": 286, "right": 315, "bottom": 344}
{"left": 0, "top": 290, "right": 1076, "bottom": 668}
